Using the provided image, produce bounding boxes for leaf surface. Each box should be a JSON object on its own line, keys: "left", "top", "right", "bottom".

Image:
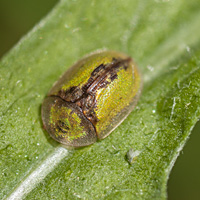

{"left": 1, "top": 0, "right": 200, "bottom": 199}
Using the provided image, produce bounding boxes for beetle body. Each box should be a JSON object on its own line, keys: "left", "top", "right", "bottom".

{"left": 42, "top": 51, "right": 142, "bottom": 147}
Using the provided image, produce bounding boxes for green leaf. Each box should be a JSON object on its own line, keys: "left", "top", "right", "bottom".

{"left": 1, "top": 0, "right": 200, "bottom": 199}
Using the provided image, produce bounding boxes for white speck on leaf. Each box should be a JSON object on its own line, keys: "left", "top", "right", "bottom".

{"left": 170, "top": 97, "right": 176, "bottom": 120}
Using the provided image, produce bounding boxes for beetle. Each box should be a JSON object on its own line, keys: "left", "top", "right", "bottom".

{"left": 42, "top": 51, "right": 142, "bottom": 147}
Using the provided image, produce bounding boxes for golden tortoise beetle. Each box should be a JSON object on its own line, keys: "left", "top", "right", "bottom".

{"left": 42, "top": 51, "right": 142, "bottom": 147}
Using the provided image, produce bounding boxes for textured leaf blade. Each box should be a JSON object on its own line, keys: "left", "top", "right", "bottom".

{"left": 0, "top": 0, "right": 200, "bottom": 199}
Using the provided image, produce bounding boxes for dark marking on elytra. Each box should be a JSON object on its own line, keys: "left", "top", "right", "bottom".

{"left": 110, "top": 74, "right": 118, "bottom": 82}
{"left": 58, "top": 85, "right": 83, "bottom": 103}
{"left": 56, "top": 57, "right": 132, "bottom": 127}
{"left": 91, "top": 64, "right": 105, "bottom": 76}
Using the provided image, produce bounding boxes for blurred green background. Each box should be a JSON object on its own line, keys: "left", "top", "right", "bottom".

{"left": 0, "top": 1, "right": 200, "bottom": 199}
{"left": 0, "top": 0, "right": 58, "bottom": 57}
